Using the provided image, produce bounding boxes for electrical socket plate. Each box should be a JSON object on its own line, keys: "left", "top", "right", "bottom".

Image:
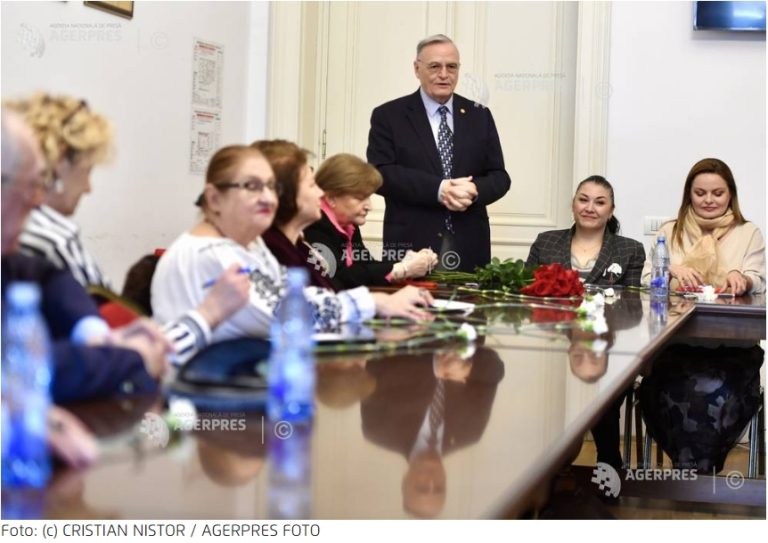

{"left": 643, "top": 216, "right": 672, "bottom": 235}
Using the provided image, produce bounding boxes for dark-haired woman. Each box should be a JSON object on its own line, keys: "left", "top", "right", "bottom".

{"left": 525, "top": 175, "right": 645, "bottom": 469}
{"left": 526, "top": 175, "right": 645, "bottom": 287}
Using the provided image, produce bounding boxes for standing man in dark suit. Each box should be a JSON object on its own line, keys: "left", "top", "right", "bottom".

{"left": 367, "top": 34, "right": 511, "bottom": 273}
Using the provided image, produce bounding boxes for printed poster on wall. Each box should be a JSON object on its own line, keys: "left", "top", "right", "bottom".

{"left": 192, "top": 38, "right": 223, "bottom": 110}
{"left": 190, "top": 37, "right": 224, "bottom": 174}
{"left": 190, "top": 110, "right": 221, "bottom": 175}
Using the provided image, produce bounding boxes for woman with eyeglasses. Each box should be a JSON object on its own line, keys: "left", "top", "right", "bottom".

{"left": 152, "top": 145, "right": 434, "bottom": 344}
{"left": 5, "top": 93, "right": 253, "bottom": 366}
{"left": 8, "top": 93, "right": 112, "bottom": 288}
{"left": 254, "top": 141, "right": 437, "bottom": 291}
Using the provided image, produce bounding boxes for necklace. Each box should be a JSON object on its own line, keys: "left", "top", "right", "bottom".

{"left": 204, "top": 217, "right": 226, "bottom": 237}
{"left": 571, "top": 237, "right": 602, "bottom": 259}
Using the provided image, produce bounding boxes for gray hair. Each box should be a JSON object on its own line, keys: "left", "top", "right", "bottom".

{"left": 1, "top": 109, "right": 20, "bottom": 187}
{"left": 416, "top": 34, "right": 455, "bottom": 57}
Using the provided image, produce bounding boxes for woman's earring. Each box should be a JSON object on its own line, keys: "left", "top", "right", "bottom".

{"left": 53, "top": 179, "right": 64, "bottom": 194}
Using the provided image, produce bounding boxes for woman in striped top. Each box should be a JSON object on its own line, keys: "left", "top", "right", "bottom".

{"left": 4, "top": 93, "right": 251, "bottom": 365}
{"left": 7, "top": 93, "right": 111, "bottom": 288}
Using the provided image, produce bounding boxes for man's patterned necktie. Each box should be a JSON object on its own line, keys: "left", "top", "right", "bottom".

{"left": 437, "top": 105, "right": 455, "bottom": 234}
{"left": 427, "top": 379, "right": 446, "bottom": 449}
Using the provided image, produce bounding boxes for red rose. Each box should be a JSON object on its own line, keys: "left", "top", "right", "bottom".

{"left": 553, "top": 277, "right": 570, "bottom": 296}
{"left": 535, "top": 280, "right": 554, "bottom": 296}
{"left": 531, "top": 308, "right": 576, "bottom": 323}
{"left": 534, "top": 266, "right": 557, "bottom": 282}
{"left": 523, "top": 263, "right": 586, "bottom": 297}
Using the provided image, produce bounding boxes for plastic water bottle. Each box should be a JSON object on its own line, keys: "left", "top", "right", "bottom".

{"left": 650, "top": 236, "right": 670, "bottom": 300}
{"left": 648, "top": 298, "right": 669, "bottom": 337}
{"left": 267, "top": 268, "right": 316, "bottom": 422}
{"left": 1, "top": 282, "right": 53, "bottom": 489}
{"left": 268, "top": 421, "right": 312, "bottom": 519}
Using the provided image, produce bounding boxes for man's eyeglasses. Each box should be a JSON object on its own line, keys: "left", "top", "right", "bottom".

{"left": 417, "top": 60, "right": 460, "bottom": 75}
{"left": 216, "top": 178, "right": 280, "bottom": 196}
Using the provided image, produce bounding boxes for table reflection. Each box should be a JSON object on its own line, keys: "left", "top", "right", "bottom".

{"left": 316, "top": 358, "right": 374, "bottom": 409}
{"left": 361, "top": 347, "right": 504, "bottom": 517}
{"left": 22, "top": 290, "right": 763, "bottom": 518}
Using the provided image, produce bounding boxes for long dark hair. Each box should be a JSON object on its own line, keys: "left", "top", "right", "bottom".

{"left": 574, "top": 175, "right": 620, "bottom": 234}
{"left": 671, "top": 158, "right": 746, "bottom": 249}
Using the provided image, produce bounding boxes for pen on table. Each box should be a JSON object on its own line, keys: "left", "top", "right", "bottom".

{"left": 202, "top": 266, "right": 252, "bottom": 289}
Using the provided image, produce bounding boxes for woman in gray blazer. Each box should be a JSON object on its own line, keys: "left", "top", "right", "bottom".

{"left": 526, "top": 175, "right": 645, "bottom": 469}
{"left": 526, "top": 175, "right": 645, "bottom": 287}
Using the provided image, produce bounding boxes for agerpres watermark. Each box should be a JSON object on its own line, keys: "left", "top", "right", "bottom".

{"left": 624, "top": 468, "right": 699, "bottom": 482}
{"left": 137, "top": 400, "right": 297, "bottom": 449}
{"left": 307, "top": 242, "right": 337, "bottom": 279}
{"left": 589, "top": 463, "right": 746, "bottom": 497}
{"left": 591, "top": 462, "right": 622, "bottom": 497}
{"left": 591, "top": 463, "right": 702, "bottom": 498}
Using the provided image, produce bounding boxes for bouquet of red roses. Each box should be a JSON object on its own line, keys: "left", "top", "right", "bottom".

{"left": 520, "top": 263, "right": 584, "bottom": 297}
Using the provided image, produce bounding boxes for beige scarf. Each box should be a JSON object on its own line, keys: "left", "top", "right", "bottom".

{"left": 679, "top": 207, "right": 735, "bottom": 286}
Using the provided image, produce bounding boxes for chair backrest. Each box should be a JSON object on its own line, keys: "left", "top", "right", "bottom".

{"left": 121, "top": 252, "right": 162, "bottom": 316}
{"left": 99, "top": 300, "right": 140, "bottom": 328}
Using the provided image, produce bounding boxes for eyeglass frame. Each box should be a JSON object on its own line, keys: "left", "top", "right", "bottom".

{"left": 215, "top": 177, "right": 281, "bottom": 196}
{"left": 416, "top": 59, "right": 461, "bottom": 75}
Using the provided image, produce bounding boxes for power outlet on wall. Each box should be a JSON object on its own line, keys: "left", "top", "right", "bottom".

{"left": 643, "top": 216, "right": 672, "bottom": 235}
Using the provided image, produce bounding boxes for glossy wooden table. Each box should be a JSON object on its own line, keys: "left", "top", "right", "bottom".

{"left": 33, "top": 292, "right": 766, "bottom": 519}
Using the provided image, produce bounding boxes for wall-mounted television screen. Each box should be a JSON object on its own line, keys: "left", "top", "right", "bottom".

{"left": 694, "top": 1, "right": 766, "bottom": 31}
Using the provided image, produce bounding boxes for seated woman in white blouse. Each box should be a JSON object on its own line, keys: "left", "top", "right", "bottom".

{"left": 151, "top": 145, "right": 433, "bottom": 345}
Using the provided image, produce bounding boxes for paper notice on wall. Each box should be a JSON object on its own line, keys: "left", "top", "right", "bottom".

{"left": 192, "top": 38, "right": 223, "bottom": 110}
{"left": 190, "top": 110, "right": 221, "bottom": 175}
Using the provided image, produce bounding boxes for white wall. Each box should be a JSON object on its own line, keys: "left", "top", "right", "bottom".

{"left": 607, "top": 1, "right": 766, "bottom": 251}
{"left": 1, "top": 0, "right": 270, "bottom": 290}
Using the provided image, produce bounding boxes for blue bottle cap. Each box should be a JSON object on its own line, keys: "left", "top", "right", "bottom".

{"left": 286, "top": 267, "right": 309, "bottom": 288}
{"left": 7, "top": 282, "right": 41, "bottom": 309}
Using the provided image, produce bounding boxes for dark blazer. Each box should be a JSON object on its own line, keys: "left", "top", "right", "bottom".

{"left": 361, "top": 348, "right": 504, "bottom": 458}
{"left": 367, "top": 90, "right": 511, "bottom": 272}
{"left": 2, "top": 253, "right": 157, "bottom": 404}
{"left": 303, "top": 211, "right": 394, "bottom": 291}
{"left": 526, "top": 228, "right": 646, "bottom": 287}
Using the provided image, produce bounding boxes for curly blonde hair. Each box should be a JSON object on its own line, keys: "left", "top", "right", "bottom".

{"left": 4, "top": 92, "right": 112, "bottom": 169}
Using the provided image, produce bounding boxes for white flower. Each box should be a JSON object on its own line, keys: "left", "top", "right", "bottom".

{"left": 699, "top": 285, "right": 717, "bottom": 302}
{"left": 591, "top": 293, "right": 606, "bottom": 307}
{"left": 457, "top": 323, "right": 478, "bottom": 343}
{"left": 591, "top": 314, "right": 609, "bottom": 335}
{"left": 605, "top": 263, "right": 623, "bottom": 275}
{"left": 577, "top": 299, "right": 599, "bottom": 317}
{"left": 603, "top": 287, "right": 615, "bottom": 298}
{"left": 580, "top": 313, "right": 608, "bottom": 335}
{"left": 456, "top": 343, "right": 477, "bottom": 360}
{"left": 591, "top": 339, "right": 609, "bottom": 353}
